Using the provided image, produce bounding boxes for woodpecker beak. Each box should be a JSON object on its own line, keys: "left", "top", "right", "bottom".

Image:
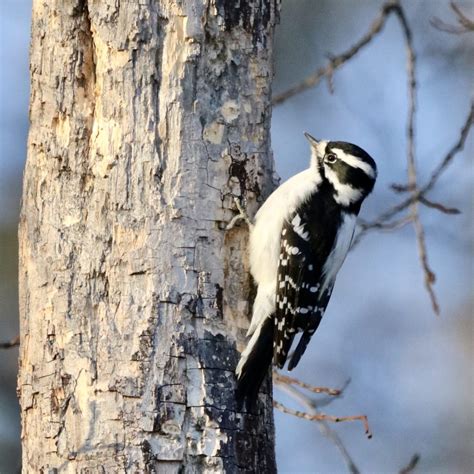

{"left": 304, "top": 132, "right": 320, "bottom": 147}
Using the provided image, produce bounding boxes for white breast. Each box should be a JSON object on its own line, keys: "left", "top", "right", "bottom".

{"left": 320, "top": 212, "right": 356, "bottom": 294}
{"left": 246, "top": 168, "right": 322, "bottom": 336}
{"left": 249, "top": 168, "right": 321, "bottom": 287}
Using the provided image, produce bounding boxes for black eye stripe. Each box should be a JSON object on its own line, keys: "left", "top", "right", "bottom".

{"left": 332, "top": 161, "right": 374, "bottom": 190}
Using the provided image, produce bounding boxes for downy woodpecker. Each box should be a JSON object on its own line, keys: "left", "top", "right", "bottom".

{"left": 236, "top": 133, "right": 377, "bottom": 406}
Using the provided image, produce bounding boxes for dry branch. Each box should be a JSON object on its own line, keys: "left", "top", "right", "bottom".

{"left": 393, "top": 3, "right": 440, "bottom": 314}
{"left": 418, "top": 197, "right": 460, "bottom": 215}
{"left": 272, "top": 1, "right": 401, "bottom": 105}
{"left": 274, "top": 400, "right": 372, "bottom": 439}
{"left": 275, "top": 380, "right": 360, "bottom": 474}
{"left": 431, "top": 2, "right": 474, "bottom": 34}
{"left": 273, "top": 371, "right": 341, "bottom": 396}
{"left": 356, "top": 103, "right": 473, "bottom": 239}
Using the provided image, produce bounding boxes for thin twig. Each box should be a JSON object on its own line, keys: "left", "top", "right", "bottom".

{"left": 390, "top": 183, "right": 416, "bottom": 193}
{"left": 0, "top": 335, "right": 20, "bottom": 349}
{"left": 450, "top": 2, "right": 474, "bottom": 30}
{"left": 423, "top": 102, "right": 474, "bottom": 193}
{"left": 274, "top": 400, "right": 372, "bottom": 439}
{"left": 391, "top": 102, "right": 473, "bottom": 199}
{"left": 399, "top": 453, "right": 421, "bottom": 474}
{"left": 366, "top": 103, "right": 473, "bottom": 229}
{"left": 431, "top": 2, "right": 474, "bottom": 34}
{"left": 311, "top": 379, "right": 352, "bottom": 409}
{"left": 352, "top": 214, "right": 413, "bottom": 247}
{"left": 276, "top": 382, "right": 361, "bottom": 474}
{"left": 273, "top": 371, "right": 341, "bottom": 396}
{"left": 393, "top": 4, "right": 440, "bottom": 315}
{"left": 345, "top": 5, "right": 472, "bottom": 313}
{"left": 418, "top": 197, "right": 460, "bottom": 215}
{"left": 272, "top": 1, "right": 401, "bottom": 106}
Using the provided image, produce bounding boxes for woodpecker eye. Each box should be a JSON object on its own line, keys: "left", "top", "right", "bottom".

{"left": 325, "top": 153, "right": 337, "bottom": 164}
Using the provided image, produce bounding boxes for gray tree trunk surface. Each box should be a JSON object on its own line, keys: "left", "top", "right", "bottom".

{"left": 18, "top": 1, "right": 279, "bottom": 472}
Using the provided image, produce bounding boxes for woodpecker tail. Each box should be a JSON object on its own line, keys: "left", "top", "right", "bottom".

{"left": 235, "top": 317, "right": 274, "bottom": 408}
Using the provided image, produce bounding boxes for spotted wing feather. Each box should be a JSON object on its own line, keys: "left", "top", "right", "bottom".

{"left": 273, "top": 212, "right": 327, "bottom": 369}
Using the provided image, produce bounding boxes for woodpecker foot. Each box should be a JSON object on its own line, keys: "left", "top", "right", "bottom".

{"left": 226, "top": 197, "right": 253, "bottom": 230}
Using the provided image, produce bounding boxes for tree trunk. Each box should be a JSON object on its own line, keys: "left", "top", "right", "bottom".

{"left": 18, "top": 1, "right": 279, "bottom": 472}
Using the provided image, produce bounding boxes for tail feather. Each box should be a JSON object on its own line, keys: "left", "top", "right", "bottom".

{"left": 236, "top": 317, "right": 274, "bottom": 408}
{"left": 287, "top": 331, "right": 312, "bottom": 370}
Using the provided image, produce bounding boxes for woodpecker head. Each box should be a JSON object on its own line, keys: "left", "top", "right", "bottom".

{"left": 305, "top": 132, "right": 377, "bottom": 207}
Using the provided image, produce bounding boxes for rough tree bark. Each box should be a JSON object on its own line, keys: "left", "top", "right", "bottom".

{"left": 18, "top": 1, "right": 279, "bottom": 472}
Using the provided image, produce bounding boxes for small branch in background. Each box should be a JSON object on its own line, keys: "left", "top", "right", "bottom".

{"left": 430, "top": 2, "right": 474, "bottom": 34}
{"left": 355, "top": 91, "right": 472, "bottom": 243}
{"left": 412, "top": 215, "right": 439, "bottom": 314}
{"left": 399, "top": 453, "right": 421, "bottom": 474}
{"left": 274, "top": 400, "right": 372, "bottom": 439}
{"left": 0, "top": 335, "right": 20, "bottom": 349}
{"left": 391, "top": 102, "right": 473, "bottom": 198}
{"left": 272, "top": 1, "right": 401, "bottom": 106}
{"left": 351, "top": 15, "right": 473, "bottom": 314}
{"left": 273, "top": 371, "right": 341, "bottom": 395}
{"left": 274, "top": 374, "right": 422, "bottom": 473}
{"left": 418, "top": 197, "right": 460, "bottom": 215}
{"left": 353, "top": 214, "right": 413, "bottom": 247}
{"left": 275, "top": 380, "right": 361, "bottom": 474}
{"left": 390, "top": 183, "right": 416, "bottom": 193}
{"left": 394, "top": 3, "right": 440, "bottom": 315}
{"left": 311, "top": 378, "right": 352, "bottom": 409}
{"left": 422, "top": 102, "right": 474, "bottom": 193}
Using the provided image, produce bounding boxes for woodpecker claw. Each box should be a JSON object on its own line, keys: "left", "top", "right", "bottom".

{"left": 226, "top": 197, "right": 253, "bottom": 230}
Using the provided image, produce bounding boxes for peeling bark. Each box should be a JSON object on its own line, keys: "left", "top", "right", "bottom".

{"left": 19, "top": 0, "right": 279, "bottom": 472}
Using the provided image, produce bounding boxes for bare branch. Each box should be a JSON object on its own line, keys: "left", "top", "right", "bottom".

{"left": 431, "top": 2, "right": 474, "bottom": 34}
{"left": 273, "top": 371, "right": 341, "bottom": 396}
{"left": 353, "top": 215, "right": 413, "bottom": 247}
{"left": 311, "top": 379, "right": 353, "bottom": 409}
{"left": 364, "top": 102, "right": 473, "bottom": 231}
{"left": 450, "top": 2, "right": 474, "bottom": 30}
{"left": 399, "top": 453, "right": 421, "bottom": 474}
{"left": 276, "top": 381, "right": 360, "bottom": 474}
{"left": 412, "top": 215, "right": 439, "bottom": 313}
{"left": 392, "top": 4, "right": 440, "bottom": 315}
{"left": 423, "top": 102, "right": 474, "bottom": 192}
{"left": 391, "top": 102, "right": 473, "bottom": 199}
{"left": 390, "top": 183, "right": 415, "bottom": 193}
{"left": 0, "top": 334, "right": 20, "bottom": 349}
{"left": 418, "top": 197, "right": 460, "bottom": 215}
{"left": 272, "top": 1, "right": 401, "bottom": 106}
{"left": 274, "top": 400, "right": 372, "bottom": 439}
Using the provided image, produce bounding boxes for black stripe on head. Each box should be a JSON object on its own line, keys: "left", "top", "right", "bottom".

{"left": 327, "top": 141, "right": 377, "bottom": 172}
{"left": 331, "top": 160, "right": 375, "bottom": 195}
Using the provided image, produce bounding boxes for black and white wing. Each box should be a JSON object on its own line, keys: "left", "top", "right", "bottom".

{"left": 273, "top": 211, "right": 333, "bottom": 371}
